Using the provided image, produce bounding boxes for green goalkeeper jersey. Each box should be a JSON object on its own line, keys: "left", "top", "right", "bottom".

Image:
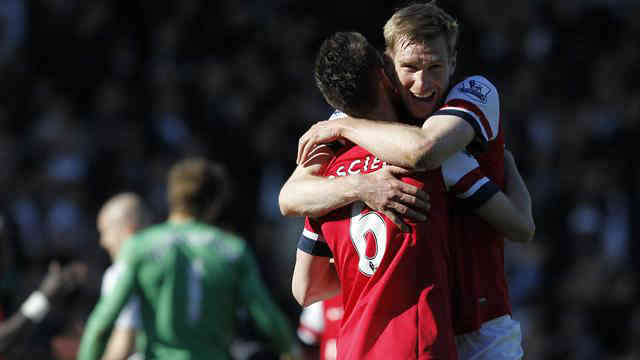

{"left": 78, "top": 220, "right": 296, "bottom": 360}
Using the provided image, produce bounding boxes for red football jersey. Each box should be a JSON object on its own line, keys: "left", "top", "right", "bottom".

{"left": 436, "top": 75, "right": 510, "bottom": 334}
{"left": 298, "top": 295, "right": 343, "bottom": 360}
{"left": 299, "top": 144, "right": 457, "bottom": 360}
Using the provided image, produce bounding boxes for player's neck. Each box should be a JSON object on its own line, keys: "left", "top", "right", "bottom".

{"left": 366, "top": 93, "right": 398, "bottom": 123}
{"left": 168, "top": 211, "right": 195, "bottom": 224}
{"left": 366, "top": 107, "right": 396, "bottom": 123}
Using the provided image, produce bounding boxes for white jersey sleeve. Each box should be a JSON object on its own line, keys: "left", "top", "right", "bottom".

{"left": 436, "top": 75, "right": 500, "bottom": 147}
{"left": 101, "top": 263, "right": 142, "bottom": 330}
{"left": 328, "top": 109, "right": 348, "bottom": 120}
{"left": 441, "top": 151, "right": 500, "bottom": 209}
{"left": 297, "top": 301, "right": 325, "bottom": 346}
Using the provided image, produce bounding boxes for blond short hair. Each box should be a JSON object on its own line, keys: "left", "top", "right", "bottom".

{"left": 383, "top": 1, "right": 459, "bottom": 55}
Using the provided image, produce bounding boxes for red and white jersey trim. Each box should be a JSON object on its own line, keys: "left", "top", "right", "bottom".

{"left": 440, "top": 104, "right": 491, "bottom": 141}
{"left": 443, "top": 75, "right": 500, "bottom": 142}
{"left": 459, "top": 177, "right": 490, "bottom": 199}
{"left": 441, "top": 151, "right": 490, "bottom": 200}
{"left": 303, "top": 228, "right": 320, "bottom": 241}
{"left": 299, "top": 218, "right": 333, "bottom": 257}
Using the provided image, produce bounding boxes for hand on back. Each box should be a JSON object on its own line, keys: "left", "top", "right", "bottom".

{"left": 357, "top": 165, "right": 430, "bottom": 232}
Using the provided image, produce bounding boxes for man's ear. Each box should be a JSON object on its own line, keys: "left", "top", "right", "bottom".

{"left": 380, "top": 61, "right": 399, "bottom": 95}
{"left": 382, "top": 53, "right": 397, "bottom": 80}
{"left": 378, "top": 67, "right": 396, "bottom": 94}
{"left": 123, "top": 224, "right": 137, "bottom": 238}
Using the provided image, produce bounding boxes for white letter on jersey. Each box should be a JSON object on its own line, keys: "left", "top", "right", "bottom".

{"left": 350, "top": 202, "right": 387, "bottom": 277}
{"left": 348, "top": 160, "right": 362, "bottom": 175}
{"left": 187, "top": 259, "right": 204, "bottom": 325}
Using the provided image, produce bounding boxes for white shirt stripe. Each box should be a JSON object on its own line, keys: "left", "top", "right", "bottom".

{"left": 458, "top": 177, "right": 489, "bottom": 199}
{"left": 303, "top": 228, "right": 319, "bottom": 241}
{"left": 441, "top": 151, "right": 481, "bottom": 191}
{"left": 329, "top": 110, "right": 348, "bottom": 120}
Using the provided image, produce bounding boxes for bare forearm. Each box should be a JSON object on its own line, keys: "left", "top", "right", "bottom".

{"left": 340, "top": 116, "right": 474, "bottom": 170}
{"left": 292, "top": 251, "right": 340, "bottom": 307}
{"left": 504, "top": 151, "right": 535, "bottom": 239}
{"left": 102, "top": 328, "right": 136, "bottom": 360}
{"left": 0, "top": 313, "right": 34, "bottom": 353}
{"left": 293, "top": 273, "right": 340, "bottom": 307}
{"left": 416, "top": 116, "right": 476, "bottom": 169}
{"left": 303, "top": 263, "right": 340, "bottom": 306}
{"left": 474, "top": 192, "right": 534, "bottom": 243}
{"left": 292, "top": 266, "right": 340, "bottom": 307}
{"left": 279, "top": 172, "right": 361, "bottom": 217}
{"left": 504, "top": 153, "right": 532, "bottom": 220}
{"left": 340, "top": 117, "right": 432, "bottom": 169}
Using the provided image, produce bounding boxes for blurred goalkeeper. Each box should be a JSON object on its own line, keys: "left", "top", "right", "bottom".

{"left": 78, "top": 158, "right": 299, "bottom": 360}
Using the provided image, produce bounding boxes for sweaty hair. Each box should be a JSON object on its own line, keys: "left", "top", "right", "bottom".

{"left": 168, "top": 158, "right": 229, "bottom": 220}
{"left": 384, "top": 1, "right": 459, "bottom": 55}
{"left": 314, "top": 32, "right": 384, "bottom": 118}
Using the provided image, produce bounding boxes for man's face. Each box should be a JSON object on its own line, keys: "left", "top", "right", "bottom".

{"left": 97, "top": 212, "right": 129, "bottom": 258}
{"left": 388, "top": 35, "right": 456, "bottom": 120}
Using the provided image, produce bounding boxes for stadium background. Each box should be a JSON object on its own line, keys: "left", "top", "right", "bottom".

{"left": 0, "top": 0, "right": 638, "bottom": 359}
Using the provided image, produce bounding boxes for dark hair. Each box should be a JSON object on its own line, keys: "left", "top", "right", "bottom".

{"left": 168, "top": 157, "right": 229, "bottom": 221}
{"left": 314, "top": 32, "right": 384, "bottom": 118}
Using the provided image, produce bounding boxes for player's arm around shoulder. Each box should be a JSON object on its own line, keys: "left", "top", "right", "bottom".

{"left": 417, "top": 75, "right": 500, "bottom": 169}
{"left": 298, "top": 115, "right": 436, "bottom": 170}
{"left": 280, "top": 140, "right": 430, "bottom": 226}
{"left": 279, "top": 144, "right": 347, "bottom": 217}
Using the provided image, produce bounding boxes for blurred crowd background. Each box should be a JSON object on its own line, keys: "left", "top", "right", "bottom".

{"left": 0, "top": 0, "right": 638, "bottom": 359}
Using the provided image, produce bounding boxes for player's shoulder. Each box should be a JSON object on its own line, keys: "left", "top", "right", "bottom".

{"left": 448, "top": 75, "right": 499, "bottom": 105}
{"left": 444, "top": 75, "right": 501, "bottom": 141}
{"left": 440, "top": 151, "right": 479, "bottom": 186}
{"left": 209, "top": 225, "right": 245, "bottom": 246}
{"left": 198, "top": 224, "right": 249, "bottom": 260}
{"left": 123, "top": 223, "right": 166, "bottom": 252}
{"left": 332, "top": 143, "right": 368, "bottom": 162}
{"left": 131, "top": 222, "right": 171, "bottom": 241}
